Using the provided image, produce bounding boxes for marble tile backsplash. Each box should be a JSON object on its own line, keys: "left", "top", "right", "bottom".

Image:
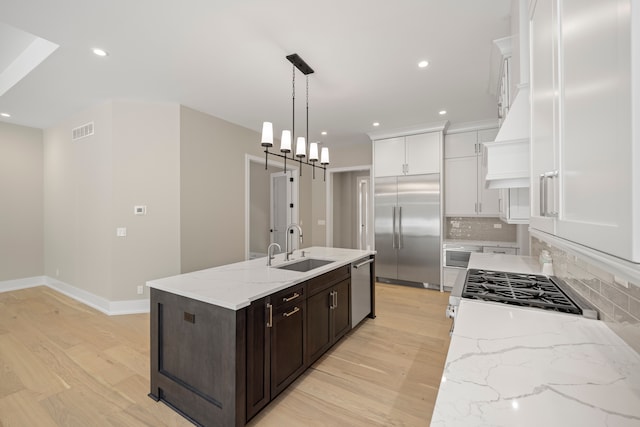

{"left": 445, "top": 217, "right": 517, "bottom": 242}
{"left": 531, "top": 236, "right": 640, "bottom": 353}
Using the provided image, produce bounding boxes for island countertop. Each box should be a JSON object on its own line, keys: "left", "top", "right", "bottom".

{"left": 146, "top": 246, "right": 374, "bottom": 310}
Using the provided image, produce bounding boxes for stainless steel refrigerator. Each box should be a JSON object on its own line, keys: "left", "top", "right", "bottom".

{"left": 374, "top": 174, "right": 440, "bottom": 287}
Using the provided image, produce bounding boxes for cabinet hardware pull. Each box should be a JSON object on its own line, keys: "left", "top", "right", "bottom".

{"left": 334, "top": 291, "right": 338, "bottom": 308}
{"left": 283, "top": 306, "right": 300, "bottom": 317}
{"left": 266, "top": 303, "right": 273, "bottom": 328}
{"left": 282, "top": 292, "right": 300, "bottom": 302}
{"left": 478, "top": 202, "right": 482, "bottom": 213}
{"left": 329, "top": 291, "right": 335, "bottom": 309}
{"left": 475, "top": 202, "right": 478, "bottom": 213}
{"left": 539, "top": 173, "right": 546, "bottom": 216}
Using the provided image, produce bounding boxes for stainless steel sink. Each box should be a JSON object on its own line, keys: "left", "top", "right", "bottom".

{"left": 275, "top": 258, "right": 334, "bottom": 272}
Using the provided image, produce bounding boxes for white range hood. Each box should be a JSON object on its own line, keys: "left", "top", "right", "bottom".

{"left": 483, "top": 85, "right": 530, "bottom": 189}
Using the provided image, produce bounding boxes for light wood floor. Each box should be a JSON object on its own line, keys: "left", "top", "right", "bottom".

{"left": 0, "top": 284, "right": 451, "bottom": 426}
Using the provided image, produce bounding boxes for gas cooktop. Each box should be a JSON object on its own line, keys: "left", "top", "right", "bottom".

{"left": 462, "top": 269, "right": 596, "bottom": 317}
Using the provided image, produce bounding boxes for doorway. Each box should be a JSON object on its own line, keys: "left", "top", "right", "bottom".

{"left": 245, "top": 155, "right": 298, "bottom": 259}
{"left": 327, "top": 167, "right": 373, "bottom": 250}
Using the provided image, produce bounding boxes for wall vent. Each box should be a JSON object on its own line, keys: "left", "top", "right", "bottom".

{"left": 71, "top": 122, "right": 94, "bottom": 140}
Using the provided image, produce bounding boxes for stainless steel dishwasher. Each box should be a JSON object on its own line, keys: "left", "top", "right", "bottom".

{"left": 351, "top": 257, "right": 374, "bottom": 328}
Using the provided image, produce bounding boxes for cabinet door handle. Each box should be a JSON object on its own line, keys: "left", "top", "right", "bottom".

{"left": 334, "top": 291, "right": 338, "bottom": 308}
{"left": 549, "top": 171, "right": 559, "bottom": 217}
{"left": 266, "top": 303, "right": 273, "bottom": 328}
{"left": 478, "top": 202, "right": 482, "bottom": 213}
{"left": 283, "top": 306, "right": 300, "bottom": 317}
{"left": 282, "top": 292, "right": 300, "bottom": 303}
{"left": 475, "top": 202, "right": 478, "bottom": 213}
{"left": 539, "top": 173, "right": 546, "bottom": 216}
{"left": 329, "top": 291, "right": 335, "bottom": 309}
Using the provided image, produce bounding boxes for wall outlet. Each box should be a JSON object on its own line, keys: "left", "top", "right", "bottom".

{"left": 134, "top": 205, "right": 147, "bottom": 215}
{"left": 614, "top": 275, "right": 629, "bottom": 288}
{"left": 493, "top": 223, "right": 502, "bottom": 229}
{"left": 137, "top": 285, "right": 144, "bottom": 295}
{"left": 318, "top": 219, "right": 326, "bottom": 226}
{"left": 116, "top": 227, "right": 127, "bottom": 237}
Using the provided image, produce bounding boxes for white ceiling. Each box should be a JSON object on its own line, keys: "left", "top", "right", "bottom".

{"left": 0, "top": 0, "right": 511, "bottom": 146}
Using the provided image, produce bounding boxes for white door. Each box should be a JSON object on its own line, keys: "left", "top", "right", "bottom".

{"left": 270, "top": 172, "right": 288, "bottom": 249}
{"left": 357, "top": 176, "right": 372, "bottom": 250}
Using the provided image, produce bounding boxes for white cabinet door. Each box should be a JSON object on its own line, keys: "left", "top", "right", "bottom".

{"left": 529, "top": 0, "right": 558, "bottom": 235}
{"left": 444, "top": 131, "right": 477, "bottom": 159}
{"left": 500, "top": 188, "right": 530, "bottom": 224}
{"left": 374, "top": 137, "right": 405, "bottom": 177}
{"left": 445, "top": 157, "right": 477, "bottom": 216}
{"left": 477, "top": 148, "right": 500, "bottom": 215}
{"left": 406, "top": 132, "right": 440, "bottom": 174}
{"left": 555, "top": 0, "right": 634, "bottom": 260}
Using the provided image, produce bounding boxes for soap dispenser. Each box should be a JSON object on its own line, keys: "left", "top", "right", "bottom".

{"left": 539, "top": 250, "right": 554, "bottom": 276}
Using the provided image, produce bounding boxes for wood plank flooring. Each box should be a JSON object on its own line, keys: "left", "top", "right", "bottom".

{"left": 0, "top": 284, "right": 451, "bottom": 426}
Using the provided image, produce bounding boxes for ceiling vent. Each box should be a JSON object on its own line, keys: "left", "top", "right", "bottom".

{"left": 72, "top": 122, "right": 94, "bottom": 140}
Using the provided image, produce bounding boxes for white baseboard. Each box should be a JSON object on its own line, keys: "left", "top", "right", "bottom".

{"left": 0, "top": 276, "right": 149, "bottom": 316}
{"left": 0, "top": 276, "right": 45, "bottom": 292}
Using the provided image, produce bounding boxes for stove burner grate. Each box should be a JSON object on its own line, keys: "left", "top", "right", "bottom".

{"left": 462, "top": 269, "right": 582, "bottom": 315}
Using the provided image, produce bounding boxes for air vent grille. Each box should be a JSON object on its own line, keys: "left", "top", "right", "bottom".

{"left": 72, "top": 122, "right": 94, "bottom": 140}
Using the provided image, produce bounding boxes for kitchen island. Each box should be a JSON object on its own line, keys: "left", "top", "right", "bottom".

{"left": 432, "top": 254, "right": 640, "bottom": 426}
{"left": 146, "top": 247, "right": 375, "bottom": 427}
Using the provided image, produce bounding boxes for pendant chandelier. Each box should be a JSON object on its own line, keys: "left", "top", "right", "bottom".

{"left": 260, "top": 54, "right": 329, "bottom": 180}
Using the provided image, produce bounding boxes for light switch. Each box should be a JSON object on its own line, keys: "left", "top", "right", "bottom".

{"left": 134, "top": 205, "right": 147, "bottom": 215}
{"left": 116, "top": 227, "right": 127, "bottom": 237}
{"left": 318, "top": 219, "right": 326, "bottom": 226}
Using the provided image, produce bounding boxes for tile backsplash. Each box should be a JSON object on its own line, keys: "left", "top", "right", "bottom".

{"left": 531, "top": 236, "right": 640, "bottom": 353}
{"left": 445, "top": 217, "right": 517, "bottom": 242}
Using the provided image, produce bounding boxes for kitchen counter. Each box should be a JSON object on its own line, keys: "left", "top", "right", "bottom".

{"left": 433, "top": 253, "right": 640, "bottom": 426}
{"left": 146, "top": 246, "right": 374, "bottom": 310}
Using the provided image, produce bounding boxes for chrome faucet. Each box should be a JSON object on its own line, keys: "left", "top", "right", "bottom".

{"left": 266, "top": 242, "right": 281, "bottom": 266}
{"left": 285, "top": 224, "right": 303, "bottom": 261}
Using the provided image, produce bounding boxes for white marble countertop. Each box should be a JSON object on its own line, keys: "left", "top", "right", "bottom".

{"left": 433, "top": 253, "right": 640, "bottom": 426}
{"left": 146, "top": 247, "right": 374, "bottom": 310}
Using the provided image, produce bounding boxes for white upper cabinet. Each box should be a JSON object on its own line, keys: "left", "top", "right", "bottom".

{"left": 444, "top": 128, "right": 500, "bottom": 217}
{"left": 373, "top": 137, "right": 405, "bottom": 177}
{"left": 374, "top": 132, "right": 440, "bottom": 177}
{"left": 529, "top": 0, "right": 559, "bottom": 235}
{"left": 530, "top": 0, "right": 640, "bottom": 263}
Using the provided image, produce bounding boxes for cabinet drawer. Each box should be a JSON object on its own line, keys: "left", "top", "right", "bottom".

{"left": 272, "top": 284, "right": 305, "bottom": 309}
{"left": 306, "top": 265, "right": 350, "bottom": 297}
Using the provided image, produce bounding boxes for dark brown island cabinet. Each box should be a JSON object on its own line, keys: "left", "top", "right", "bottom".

{"left": 149, "top": 257, "right": 375, "bottom": 427}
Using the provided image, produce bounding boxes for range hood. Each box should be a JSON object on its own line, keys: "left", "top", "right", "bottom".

{"left": 484, "top": 85, "right": 530, "bottom": 189}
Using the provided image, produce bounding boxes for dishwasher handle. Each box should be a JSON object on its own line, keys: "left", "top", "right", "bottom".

{"left": 353, "top": 258, "right": 374, "bottom": 269}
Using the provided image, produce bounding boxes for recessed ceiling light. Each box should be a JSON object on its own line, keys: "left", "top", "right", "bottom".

{"left": 373, "top": 122, "right": 380, "bottom": 127}
{"left": 92, "top": 48, "right": 108, "bottom": 57}
{"left": 439, "top": 110, "right": 447, "bottom": 115}
{"left": 418, "top": 60, "right": 429, "bottom": 68}
{"left": 321, "top": 131, "right": 327, "bottom": 136}
{"left": 0, "top": 113, "right": 10, "bottom": 118}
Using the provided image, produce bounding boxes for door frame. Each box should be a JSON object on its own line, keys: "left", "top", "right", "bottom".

{"left": 245, "top": 154, "right": 299, "bottom": 260}
{"left": 325, "top": 165, "right": 373, "bottom": 248}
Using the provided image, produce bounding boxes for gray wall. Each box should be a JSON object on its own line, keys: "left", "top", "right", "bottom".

{"left": 0, "top": 122, "right": 43, "bottom": 280}
{"left": 43, "top": 100, "right": 181, "bottom": 301}
{"left": 311, "top": 143, "right": 372, "bottom": 247}
{"left": 333, "top": 171, "right": 366, "bottom": 249}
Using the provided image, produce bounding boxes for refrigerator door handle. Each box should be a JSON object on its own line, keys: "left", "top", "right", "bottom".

{"left": 398, "top": 206, "right": 403, "bottom": 249}
{"left": 392, "top": 206, "right": 397, "bottom": 248}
